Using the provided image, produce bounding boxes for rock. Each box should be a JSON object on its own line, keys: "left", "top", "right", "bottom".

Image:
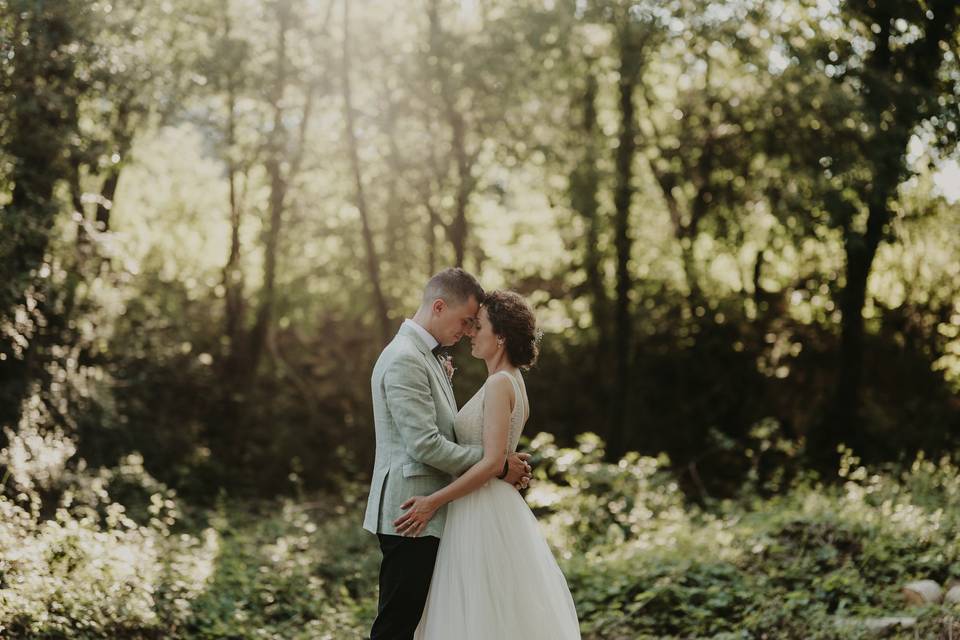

{"left": 902, "top": 579, "right": 943, "bottom": 604}
{"left": 945, "top": 585, "right": 960, "bottom": 605}
{"left": 834, "top": 616, "right": 917, "bottom": 633}
{"left": 863, "top": 617, "right": 916, "bottom": 632}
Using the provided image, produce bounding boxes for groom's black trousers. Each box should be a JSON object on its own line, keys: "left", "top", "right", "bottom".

{"left": 370, "top": 533, "right": 441, "bottom": 640}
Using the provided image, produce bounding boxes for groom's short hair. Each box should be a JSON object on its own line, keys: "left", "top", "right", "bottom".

{"left": 422, "top": 268, "right": 485, "bottom": 307}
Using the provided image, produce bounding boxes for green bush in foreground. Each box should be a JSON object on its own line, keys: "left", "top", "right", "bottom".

{"left": 0, "top": 393, "right": 375, "bottom": 639}
{"left": 3, "top": 413, "right": 960, "bottom": 638}
{"left": 525, "top": 432, "right": 960, "bottom": 639}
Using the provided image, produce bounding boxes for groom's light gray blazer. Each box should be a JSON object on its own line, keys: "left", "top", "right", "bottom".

{"left": 363, "top": 322, "right": 483, "bottom": 539}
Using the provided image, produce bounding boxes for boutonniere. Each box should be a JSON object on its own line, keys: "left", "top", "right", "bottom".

{"left": 438, "top": 353, "right": 456, "bottom": 382}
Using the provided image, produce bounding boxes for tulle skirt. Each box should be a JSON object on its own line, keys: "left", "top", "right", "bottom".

{"left": 414, "top": 479, "right": 581, "bottom": 640}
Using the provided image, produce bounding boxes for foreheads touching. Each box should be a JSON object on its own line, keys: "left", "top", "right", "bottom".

{"left": 421, "top": 267, "right": 485, "bottom": 311}
{"left": 420, "top": 267, "right": 485, "bottom": 343}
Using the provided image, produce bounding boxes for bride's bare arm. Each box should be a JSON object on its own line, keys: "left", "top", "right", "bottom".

{"left": 393, "top": 374, "right": 514, "bottom": 537}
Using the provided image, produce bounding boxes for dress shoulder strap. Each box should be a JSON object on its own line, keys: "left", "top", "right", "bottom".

{"left": 492, "top": 370, "right": 523, "bottom": 417}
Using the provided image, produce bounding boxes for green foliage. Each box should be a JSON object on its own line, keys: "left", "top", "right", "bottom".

{"left": 0, "top": 383, "right": 374, "bottom": 638}
{"left": 5, "top": 424, "right": 960, "bottom": 638}
{"left": 180, "top": 495, "right": 374, "bottom": 639}
{"left": 0, "top": 444, "right": 213, "bottom": 637}
{"left": 524, "top": 434, "right": 960, "bottom": 639}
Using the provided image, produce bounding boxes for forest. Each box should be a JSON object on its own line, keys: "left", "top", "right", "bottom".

{"left": 1, "top": 0, "right": 959, "bottom": 637}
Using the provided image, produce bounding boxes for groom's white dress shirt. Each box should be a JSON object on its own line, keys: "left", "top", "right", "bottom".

{"left": 403, "top": 318, "right": 439, "bottom": 352}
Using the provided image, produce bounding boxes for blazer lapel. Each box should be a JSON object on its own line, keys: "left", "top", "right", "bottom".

{"left": 398, "top": 324, "right": 457, "bottom": 411}
{"left": 428, "top": 353, "right": 458, "bottom": 411}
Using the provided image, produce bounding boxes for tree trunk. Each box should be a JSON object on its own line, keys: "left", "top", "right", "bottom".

{"left": 248, "top": 0, "right": 292, "bottom": 375}
{"left": 221, "top": 0, "right": 245, "bottom": 364}
{"left": 608, "top": 30, "right": 640, "bottom": 460}
{"left": 70, "top": 156, "right": 89, "bottom": 250}
{"left": 425, "top": 203, "right": 439, "bottom": 277}
{"left": 93, "top": 100, "right": 134, "bottom": 233}
{"left": 382, "top": 97, "right": 404, "bottom": 265}
{"left": 223, "top": 85, "right": 245, "bottom": 360}
{"left": 342, "top": 0, "right": 391, "bottom": 345}
{"left": 446, "top": 110, "right": 471, "bottom": 269}
{"left": 808, "top": 4, "right": 956, "bottom": 469}
{"left": 3, "top": 7, "right": 80, "bottom": 310}
{"left": 569, "top": 66, "right": 610, "bottom": 439}
{"left": 427, "top": 0, "right": 473, "bottom": 269}
{"left": 811, "top": 200, "right": 889, "bottom": 467}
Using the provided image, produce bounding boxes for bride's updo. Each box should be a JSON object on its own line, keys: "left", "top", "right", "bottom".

{"left": 482, "top": 290, "right": 540, "bottom": 370}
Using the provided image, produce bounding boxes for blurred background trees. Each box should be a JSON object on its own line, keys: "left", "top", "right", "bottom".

{"left": 2, "top": 0, "right": 959, "bottom": 505}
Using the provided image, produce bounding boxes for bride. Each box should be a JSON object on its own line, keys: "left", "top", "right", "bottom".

{"left": 393, "top": 290, "right": 581, "bottom": 640}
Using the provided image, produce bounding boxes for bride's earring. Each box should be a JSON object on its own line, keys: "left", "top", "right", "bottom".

{"left": 497, "top": 338, "right": 503, "bottom": 348}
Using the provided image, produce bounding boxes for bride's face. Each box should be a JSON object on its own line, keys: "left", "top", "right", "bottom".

{"left": 469, "top": 307, "right": 501, "bottom": 360}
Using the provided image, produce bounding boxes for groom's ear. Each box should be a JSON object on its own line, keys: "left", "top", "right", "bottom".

{"left": 431, "top": 298, "right": 446, "bottom": 315}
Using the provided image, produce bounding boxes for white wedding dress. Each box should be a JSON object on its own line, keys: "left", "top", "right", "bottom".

{"left": 414, "top": 370, "right": 581, "bottom": 639}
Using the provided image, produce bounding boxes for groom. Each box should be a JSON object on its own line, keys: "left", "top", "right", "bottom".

{"left": 364, "top": 267, "right": 532, "bottom": 640}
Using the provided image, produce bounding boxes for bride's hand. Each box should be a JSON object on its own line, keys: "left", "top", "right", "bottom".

{"left": 394, "top": 495, "right": 440, "bottom": 537}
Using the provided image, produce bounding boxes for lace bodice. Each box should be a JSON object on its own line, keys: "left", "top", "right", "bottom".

{"left": 454, "top": 370, "right": 527, "bottom": 452}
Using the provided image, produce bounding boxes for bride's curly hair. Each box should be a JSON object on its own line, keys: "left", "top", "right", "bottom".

{"left": 482, "top": 290, "right": 541, "bottom": 370}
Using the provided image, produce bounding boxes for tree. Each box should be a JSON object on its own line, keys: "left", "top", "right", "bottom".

{"left": 342, "top": 0, "right": 391, "bottom": 345}
{"left": 0, "top": 1, "right": 93, "bottom": 431}
{"left": 773, "top": 0, "right": 960, "bottom": 467}
{"left": 637, "top": 2, "right": 771, "bottom": 307}
{"left": 0, "top": 2, "right": 89, "bottom": 314}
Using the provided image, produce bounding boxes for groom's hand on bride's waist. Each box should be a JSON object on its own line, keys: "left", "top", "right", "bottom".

{"left": 500, "top": 452, "right": 532, "bottom": 490}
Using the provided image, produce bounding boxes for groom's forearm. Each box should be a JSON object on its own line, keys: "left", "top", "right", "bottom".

{"left": 384, "top": 357, "right": 483, "bottom": 475}
{"left": 405, "top": 434, "right": 483, "bottom": 476}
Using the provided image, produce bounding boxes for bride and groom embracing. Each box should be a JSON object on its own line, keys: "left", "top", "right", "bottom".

{"left": 363, "top": 267, "right": 581, "bottom": 639}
